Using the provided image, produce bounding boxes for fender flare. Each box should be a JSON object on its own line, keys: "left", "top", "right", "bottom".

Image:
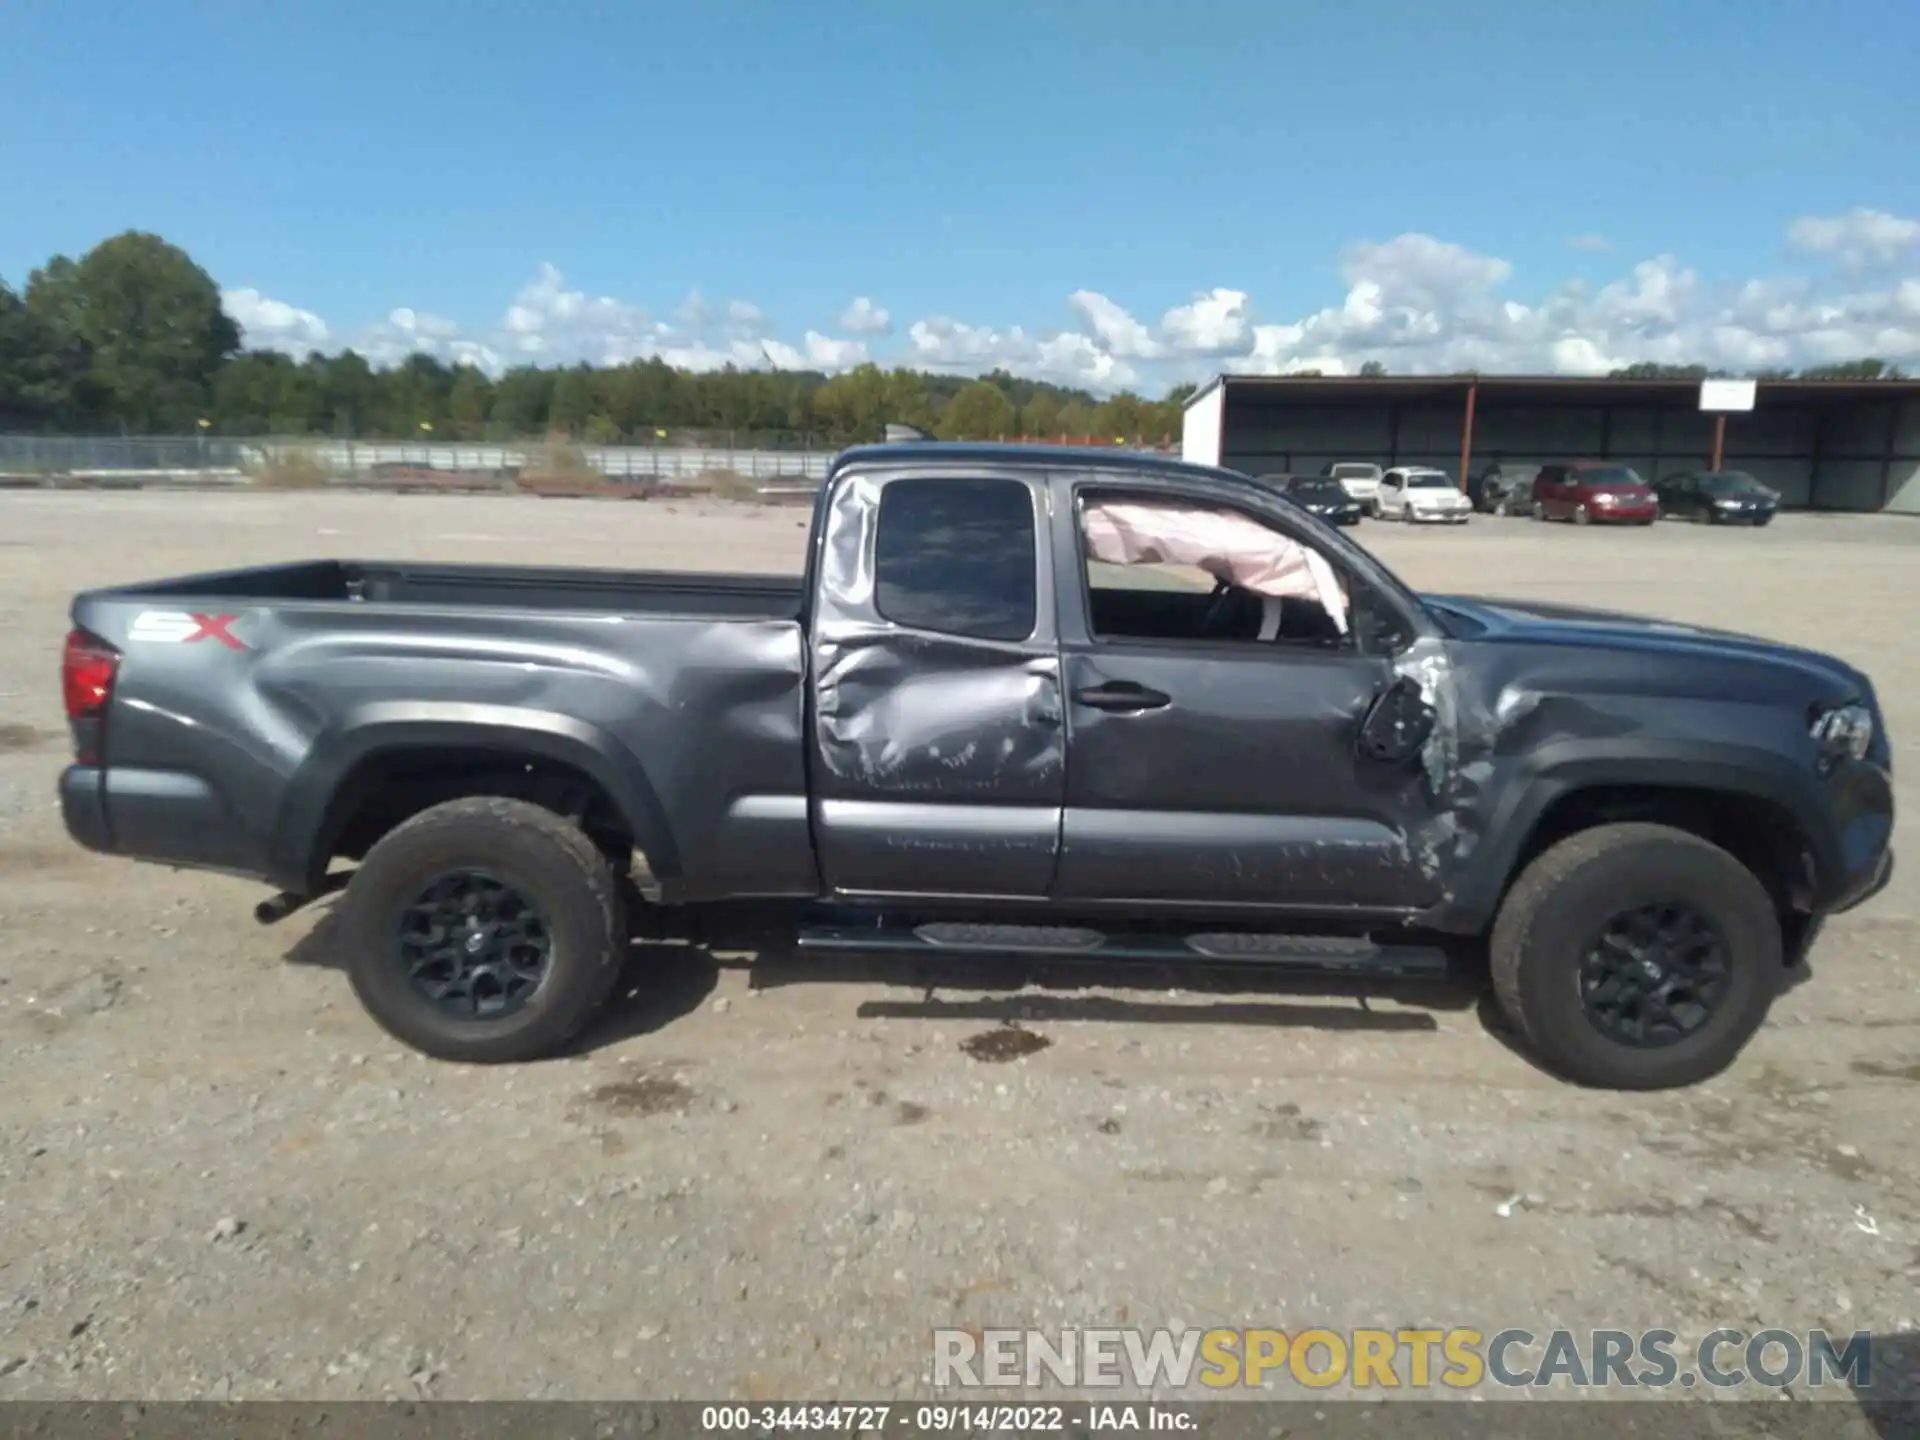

{"left": 267, "top": 703, "right": 679, "bottom": 893}
{"left": 1441, "top": 740, "right": 1831, "bottom": 929}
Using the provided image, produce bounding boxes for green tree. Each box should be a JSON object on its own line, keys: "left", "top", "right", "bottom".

{"left": 1359, "top": 360, "right": 1387, "bottom": 377}
{"left": 0, "top": 281, "right": 69, "bottom": 427}
{"left": 1057, "top": 398, "right": 1098, "bottom": 437}
{"left": 212, "top": 350, "right": 322, "bottom": 433}
{"left": 378, "top": 354, "right": 455, "bottom": 435}
{"left": 20, "top": 258, "right": 101, "bottom": 424}
{"left": 1606, "top": 362, "right": 1723, "bottom": 379}
{"left": 446, "top": 364, "right": 495, "bottom": 439}
{"left": 1094, "top": 391, "right": 1148, "bottom": 442}
{"left": 813, "top": 363, "right": 893, "bottom": 442}
{"left": 547, "top": 364, "right": 600, "bottom": 436}
{"left": 938, "top": 378, "right": 1018, "bottom": 439}
{"left": 1020, "top": 391, "right": 1062, "bottom": 437}
{"left": 490, "top": 366, "right": 555, "bottom": 435}
{"left": 49, "top": 232, "right": 240, "bottom": 431}
{"left": 1799, "top": 358, "right": 1904, "bottom": 380}
{"left": 318, "top": 351, "right": 379, "bottom": 435}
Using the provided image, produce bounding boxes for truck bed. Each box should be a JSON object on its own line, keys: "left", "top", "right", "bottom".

{"left": 93, "top": 559, "right": 807, "bottom": 619}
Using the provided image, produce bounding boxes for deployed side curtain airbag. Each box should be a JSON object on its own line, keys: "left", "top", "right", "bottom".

{"left": 1081, "top": 499, "right": 1349, "bottom": 635}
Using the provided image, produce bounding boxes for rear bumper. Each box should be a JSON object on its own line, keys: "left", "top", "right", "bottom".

{"left": 59, "top": 765, "right": 113, "bottom": 855}
{"left": 59, "top": 764, "right": 268, "bottom": 880}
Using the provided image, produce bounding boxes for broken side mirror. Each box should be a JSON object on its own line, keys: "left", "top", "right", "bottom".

{"left": 1357, "top": 676, "right": 1436, "bottom": 764}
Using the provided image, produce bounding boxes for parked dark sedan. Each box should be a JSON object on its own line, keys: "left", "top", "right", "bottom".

{"left": 1655, "top": 470, "right": 1780, "bottom": 525}
{"left": 1260, "top": 473, "right": 1366, "bottom": 525}
{"left": 1471, "top": 462, "right": 1538, "bottom": 515}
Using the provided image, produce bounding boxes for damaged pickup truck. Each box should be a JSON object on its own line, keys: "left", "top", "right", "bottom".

{"left": 58, "top": 443, "right": 1892, "bottom": 1088}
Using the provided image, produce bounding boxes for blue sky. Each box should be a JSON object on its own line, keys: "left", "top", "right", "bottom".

{"left": 5, "top": 0, "right": 1917, "bottom": 389}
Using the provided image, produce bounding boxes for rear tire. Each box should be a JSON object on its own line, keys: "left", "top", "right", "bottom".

{"left": 335, "top": 796, "right": 627, "bottom": 1063}
{"left": 1489, "top": 823, "right": 1781, "bottom": 1090}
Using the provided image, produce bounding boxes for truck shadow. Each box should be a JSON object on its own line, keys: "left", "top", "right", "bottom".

{"left": 282, "top": 902, "right": 721, "bottom": 1051}
{"left": 1853, "top": 1331, "right": 1919, "bottom": 1437}
{"left": 288, "top": 903, "right": 1522, "bottom": 1054}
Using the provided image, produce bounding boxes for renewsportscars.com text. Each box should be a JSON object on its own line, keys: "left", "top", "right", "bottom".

{"left": 932, "top": 1327, "right": 1874, "bottom": 1392}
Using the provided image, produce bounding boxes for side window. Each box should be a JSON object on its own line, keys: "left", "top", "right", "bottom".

{"left": 874, "top": 477, "right": 1037, "bottom": 642}
{"left": 1078, "top": 492, "right": 1352, "bottom": 651}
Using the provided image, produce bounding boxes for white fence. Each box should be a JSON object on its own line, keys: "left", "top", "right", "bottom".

{"left": 0, "top": 435, "right": 834, "bottom": 484}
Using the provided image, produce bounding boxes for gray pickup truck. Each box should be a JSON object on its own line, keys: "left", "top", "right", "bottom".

{"left": 59, "top": 442, "right": 1892, "bottom": 1088}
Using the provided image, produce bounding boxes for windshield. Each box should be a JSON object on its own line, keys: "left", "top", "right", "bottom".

{"left": 1330, "top": 464, "right": 1380, "bottom": 480}
{"left": 1406, "top": 473, "right": 1454, "bottom": 489}
{"left": 1289, "top": 480, "right": 1348, "bottom": 500}
{"left": 1699, "top": 471, "right": 1766, "bottom": 495}
{"left": 1577, "top": 467, "right": 1647, "bottom": 491}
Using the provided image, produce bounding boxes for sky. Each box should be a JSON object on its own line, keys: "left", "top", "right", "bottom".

{"left": 4, "top": 0, "right": 1918, "bottom": 393}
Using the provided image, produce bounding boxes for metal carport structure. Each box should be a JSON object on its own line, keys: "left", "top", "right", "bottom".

{"left": 1180, "top": 374, "right": 1920, "bottom": 512}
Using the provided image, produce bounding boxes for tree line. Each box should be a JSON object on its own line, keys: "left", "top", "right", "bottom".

{"left": 1, "top": 230, "right": 1906, "bottom": 444}
{"left": 0, "top": 231, "right": 1192, "bottom": 444}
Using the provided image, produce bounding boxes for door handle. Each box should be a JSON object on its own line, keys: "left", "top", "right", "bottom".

{"left": 1072, "top": 681, "right": 1170, "bottom": 713}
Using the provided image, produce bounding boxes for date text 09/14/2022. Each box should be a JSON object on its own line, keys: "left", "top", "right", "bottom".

{"left": 699, "top": 1405, "right": 1194, "bottom": 1433}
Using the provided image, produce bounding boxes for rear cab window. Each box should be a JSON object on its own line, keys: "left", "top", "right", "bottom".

{"left": 874, "top": 477, "right": 1038, "bottom": 641}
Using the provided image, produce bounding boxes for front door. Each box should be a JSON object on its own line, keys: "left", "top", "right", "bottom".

{"left": 1049, "top": 478, "right": 1446, "bottom": 914}
{"left": 807, "top": 469, "right": 1067, "bottom": 900}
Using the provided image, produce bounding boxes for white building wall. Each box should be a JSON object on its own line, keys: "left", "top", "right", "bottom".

{"left": 1180, "top": 384, "right": 1226, "bottom": 467}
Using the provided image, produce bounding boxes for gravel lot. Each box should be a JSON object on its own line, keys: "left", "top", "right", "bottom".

{"left": 1, "top": 491, "right": 1917, "bottom": 1411}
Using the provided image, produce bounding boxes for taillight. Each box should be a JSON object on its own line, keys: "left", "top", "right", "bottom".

{"left": 62, "top": 628, "right": 120, "bottom": 724}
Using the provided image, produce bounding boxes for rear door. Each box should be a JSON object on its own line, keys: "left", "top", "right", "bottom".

{"left": 807, "top": 466, "right": 1067, "bottom": 899}
{"left": 1048, "top": 475, "right": 1447, "bottom": 914}
{"left": 1377, "top": 471, "right": 1404, "bottom": 516}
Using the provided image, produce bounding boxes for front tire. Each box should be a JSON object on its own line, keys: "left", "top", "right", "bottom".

{"left": 335, "top": 796, "right": 627, "bottom": 1063}
{"left": 1573, "top": 504, "right": 1591, "bottom": 526}
{"left": 1489, "top": 823, "right": 1781, "bottom": 1090}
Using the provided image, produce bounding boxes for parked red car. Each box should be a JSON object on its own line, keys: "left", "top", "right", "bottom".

{"left": 1531, "top": 461, "right": 1659, "bottom": 525}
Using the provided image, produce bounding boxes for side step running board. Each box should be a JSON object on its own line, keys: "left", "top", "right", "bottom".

{"left": 795, "top": 921, "right": 1448, "bottom": 976}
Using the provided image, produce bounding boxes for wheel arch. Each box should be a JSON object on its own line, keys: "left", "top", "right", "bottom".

{"left": 269, "top": 707, "right": 680, "bottom": 894}
{"left": 1442, "top": 749, "right": 1830, "bottom": 939}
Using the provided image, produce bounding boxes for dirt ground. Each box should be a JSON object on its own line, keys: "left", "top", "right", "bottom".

{"left": 1, "top": 490, "right": 1917, "bottom": 1411}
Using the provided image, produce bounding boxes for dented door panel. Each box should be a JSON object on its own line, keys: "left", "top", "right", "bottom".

{"left": 808, "top": 466, "right": 1067, "bottom": 898}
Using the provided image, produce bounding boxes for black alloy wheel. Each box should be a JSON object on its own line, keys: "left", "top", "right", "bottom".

{"left": 1578, "top": 902, "right": 1731, "bottom": 1048}
{"left": 398, "top": 869, "right": 553, "bottom": 1018}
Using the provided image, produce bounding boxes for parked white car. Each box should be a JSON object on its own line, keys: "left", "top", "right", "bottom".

{"left": 1322, "top": 461, "right": 1383, "bottom": 505}
{"left": 1375, "top": 467, "right": 1471, "bottom": 524}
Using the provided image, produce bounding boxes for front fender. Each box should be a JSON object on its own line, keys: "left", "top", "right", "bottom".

{"left": 267, "top": 702, "right": 679, "bottom": 893}
{"left": 1437, "top": 738, "right": 1837, "bottom": 931}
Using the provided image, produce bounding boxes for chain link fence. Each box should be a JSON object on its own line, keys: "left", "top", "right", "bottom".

{"left": 0, "top": 432, "right": 1175, "bottom": 490}
{"left": 0, "top": 433, "right": 838, "bottom": 487}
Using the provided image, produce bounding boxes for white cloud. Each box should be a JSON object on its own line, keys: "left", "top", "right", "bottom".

{"left": 760, "top": 331, "right": 869, "bottom": 371}
{"left": 387, "top": 306, "right": 459, "bottom": 340}
{"left": 223, "top": 287, "right": 329, "bottom": 355}
{"left": 908, "top": 315, "right": 1139, "bottom": 389}
{"left": 1067, "top": 290, "right": 1161, "bottom": 358}
{"left": 1160, "top": 288, "right": 1250, "bottom": 354}
{"left": 839, "top": 296, "right": 891, "bottom": 335}
{"left": 726, "top": 298, "right": 771, "bottom": 336}
{"left": 1789, "top": 208, "right": 1920, "bottom": 269}
{"left": 233, "top": 212, "right": 1920, "bottom": 391}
